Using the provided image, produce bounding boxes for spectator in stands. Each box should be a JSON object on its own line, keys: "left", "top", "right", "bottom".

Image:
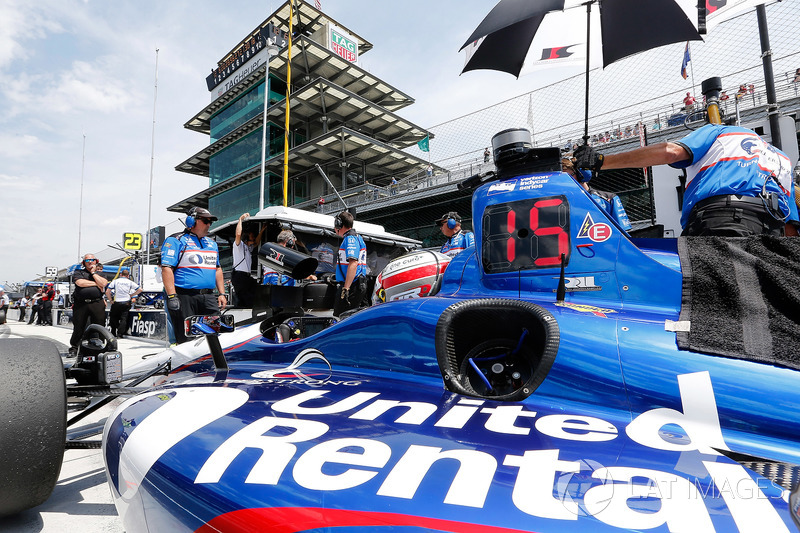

{"left": 484, "top": 147, "right": 490, "bottom": 163}
{"left": 390, "top": 176, "right": 398, "bottom": 195}
{"left": 736, "top": 84, "right": 747, "bottom": 100}
{"left": 793, "top": 68, "right": 800, "bottom": 83}
{"left": 683, "top": 92, "right": 696, "bottom": 110}
{"left": 317, "top": 196, "right": 325, "bottom": 212}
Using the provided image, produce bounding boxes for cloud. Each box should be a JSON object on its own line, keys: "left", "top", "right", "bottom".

{"left": 0, "top": 1, "right": 64, "bottom": 70}
{"left": 0, "top": 133, "right": 41, "bottom": 158}
{"left": 0, "top": 172, "right": 43, "bottom": 192}
{"left": 101, "top": 215, "right": 134, "bottom": 228}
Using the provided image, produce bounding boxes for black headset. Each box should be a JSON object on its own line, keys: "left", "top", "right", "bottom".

{"left": 334, "top": 213, "right": 344, "bottom": 231}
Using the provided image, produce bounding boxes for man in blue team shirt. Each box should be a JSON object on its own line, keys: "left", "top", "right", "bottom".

{"left": 333, "top": 211, "right": 367, "bottom": 317}
{"left": 436, "top": 211, "right": 476, "bottom": 257}
{"left": 161, "top": 207, "right": 227, "bottom": 344}
{"left": 574, "top": 124, "right": 799, "bottom": 236}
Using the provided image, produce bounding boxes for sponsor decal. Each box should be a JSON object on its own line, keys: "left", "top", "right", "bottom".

{"left": 268, "top": 249, "right": 286, "bottom": 266}
{"left": 488, "top": 180, "right": 517, "bottom": 194}
{"left": 540, "top": 45, "right": 579, "bottom": 60}
{"left": 551, "top": 276, "right": 601, "bottom": 292}
{"left": 387, "top": 286, "right": 432, "bottom": 301}
{"left": 113, "top": 372, "right": 789, "bottom": 531}
{"left": 578, "top": 213, "right": 612, "bottom": 243}
{"left": 555, "top": 302, "right": 616, "bottom": 318}
{"left": 519, "top": 175, "right": 552, "bottom": 191}
{"left": 252, "top": 349, "right": 331, "bottom": 380}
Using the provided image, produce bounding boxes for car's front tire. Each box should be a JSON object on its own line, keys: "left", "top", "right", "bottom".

{"left": 0, "top": 339, "right": 66, "bottom": 517}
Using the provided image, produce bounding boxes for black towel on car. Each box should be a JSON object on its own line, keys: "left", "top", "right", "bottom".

{"left": 676, "top": 236, "right": 800, "bottom": 371}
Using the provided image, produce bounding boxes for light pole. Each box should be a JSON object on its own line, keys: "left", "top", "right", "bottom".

{"left": 77, "top": 133, "right": 86, "bottom": 259}
{"left": 259, "top": 39, "right": 281, "bottom": 212}
{"left": 146, "top": 48, "right": 159, "bottom": 267}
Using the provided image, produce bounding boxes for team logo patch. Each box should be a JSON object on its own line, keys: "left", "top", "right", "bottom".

{"left": 188, "top": 253, "right": 204, "bottom": 265}
{"left": 740, "top": 138, "right": 762, "bottom": 155}
{"left": 578, "top": 213, "right": 613, "bottom": 242}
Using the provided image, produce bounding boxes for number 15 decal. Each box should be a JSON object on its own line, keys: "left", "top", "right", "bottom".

{"left": 482, "top": 195, "right": 570, "bottom": 273}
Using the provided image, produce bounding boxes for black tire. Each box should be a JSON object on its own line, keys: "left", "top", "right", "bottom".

{"left": 0, "top": 339, "right": 67, "bottom": 517}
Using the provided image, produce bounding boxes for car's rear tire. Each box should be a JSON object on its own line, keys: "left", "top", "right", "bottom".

{"left": 0, "top": 339, "right": 67, "bottom": 517}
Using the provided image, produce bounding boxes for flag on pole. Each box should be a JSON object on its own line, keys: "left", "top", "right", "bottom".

{"left": 417, "top": 135, "right": 430, "bottom": 153}
{"left": 314, "top": 0, "right": 321, "bottom": 9}
{"left": 680, "top": 42, "right": 691, "bottom": 80}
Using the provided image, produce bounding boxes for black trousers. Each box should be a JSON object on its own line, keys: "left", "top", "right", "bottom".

{"left": 70, "top": 301, "right": 107, "bottom": 350}
{"left": 109, "top": 301, "right": 132, "bottom": 336}
{"left": 28, "top": 305, "right": 39, "bottom": 324}
{"left": 684, "top": 197, "right": 784, "bottom": 237}
{"left": 166, "top": 292, "right": 219, "bottom": 344}
{"left": 41, "top": 300, "right": 53, "bottom": 325}
{"left": 231, "top": 270, "right": 258, "bottom": 308}
{"left": 333, "top": 277, "right": 367, "bottom": 317}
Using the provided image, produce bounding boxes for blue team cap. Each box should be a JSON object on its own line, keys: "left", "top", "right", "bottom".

{"left": 578, "top": 169, "right": 593, "bottom": 182}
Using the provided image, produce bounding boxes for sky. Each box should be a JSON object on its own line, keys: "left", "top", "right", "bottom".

{"left": 0, "top": 0, "right": 792, "bottom": 286}
{"left": 0, "top": 0, "right": 581, "bottom": 286}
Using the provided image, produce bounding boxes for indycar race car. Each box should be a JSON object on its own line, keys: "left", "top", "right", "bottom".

{"left": 2, "top": 128, "right": 800, "bottom": 531}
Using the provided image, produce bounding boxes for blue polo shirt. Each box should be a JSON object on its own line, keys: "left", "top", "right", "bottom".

{"left": 670, "top": 124, "right": 799, "bottom": 228}
{"left": 440, "top": 230, "right": 475, "bottom": 258}
{"left": 336, "top": 232, "right": 367, "bottom": 282}
{"left": 161, "top": 233, "right": 220, "bottom": 290}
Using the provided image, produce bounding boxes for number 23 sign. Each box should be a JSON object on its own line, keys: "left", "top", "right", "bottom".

{"left": 123, "top": 232, "right": 143, "bottom": 251}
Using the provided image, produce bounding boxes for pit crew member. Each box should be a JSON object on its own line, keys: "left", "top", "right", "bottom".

{"left": 161, "top": 207, "right": 227, "bottom": 344}
{"left": 69, "top": 254, "right": 108, "bottom": 356}
{"left": 574, "top": 124, "right": 799, "bottom": 236}
{"left": 436, "top": 211, "right": 475, "bottom": 258}
{"left": 333, "top": 211, "right": 367, "bottom": 317}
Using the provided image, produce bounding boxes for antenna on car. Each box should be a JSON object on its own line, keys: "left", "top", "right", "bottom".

{"left": 556, "top": 254, "right": 567, "bottom": 303}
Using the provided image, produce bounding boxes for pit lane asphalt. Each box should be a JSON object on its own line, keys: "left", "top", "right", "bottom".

{"left": 0, "top": 320, "right": 168, "bottom": 532}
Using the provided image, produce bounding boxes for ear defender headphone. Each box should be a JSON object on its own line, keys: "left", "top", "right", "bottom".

{"left": 334, "top": 214, "right": 344, "bottom": 231}
{"left": 446, "top": 212, "right": 460, "bottom": 230}
{"left": 185, "top": 207, "right": 198, "bottom": 229}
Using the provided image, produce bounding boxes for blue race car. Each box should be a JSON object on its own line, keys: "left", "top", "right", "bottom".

{"left": 99, "top": 129, "right": 800, "bottom": 532}
{"left": 47, "top": 129, "right": 800, "bottom": 531}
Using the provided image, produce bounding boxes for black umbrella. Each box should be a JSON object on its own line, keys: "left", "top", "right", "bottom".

{"left": 461, "top": 0, "right": 703, "bottom": 142}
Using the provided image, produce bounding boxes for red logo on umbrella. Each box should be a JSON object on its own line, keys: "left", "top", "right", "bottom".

{"left": 540, "top": 45, "right": 578, "bottom": 61}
